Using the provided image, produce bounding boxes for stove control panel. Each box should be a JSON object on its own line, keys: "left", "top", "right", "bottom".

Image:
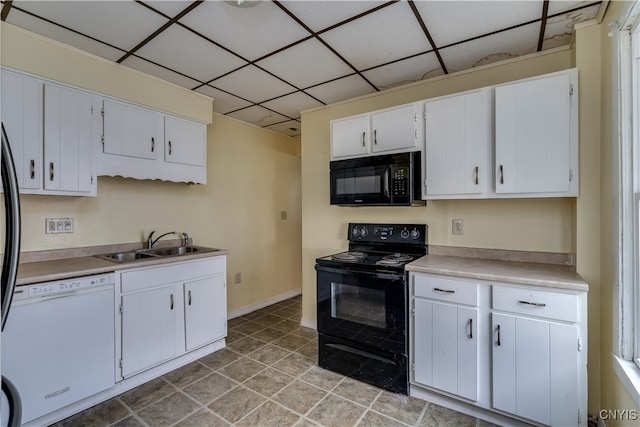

{"left": 348, "top": 223, "right": 427, "bottom": 245}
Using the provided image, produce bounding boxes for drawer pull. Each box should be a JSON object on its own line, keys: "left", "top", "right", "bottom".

{"left": 434, "top": 287, "right": 455, "bottom": 294}
{"left": 518, "top": 300, "right": 546, "bottom": 307}
{"left": 468, "top": 318, "right": 473, "bottom": 339}
{"left": 496, "top": 324, "right": 501, "bottom": 346}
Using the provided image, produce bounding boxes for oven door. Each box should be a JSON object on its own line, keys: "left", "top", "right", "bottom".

{"left": 315, "top": 264, "right": 407, "bottom": 355}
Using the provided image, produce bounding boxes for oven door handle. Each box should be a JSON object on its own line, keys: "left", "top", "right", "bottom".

{"left": 383, "top": 166, "right": 391, "bottom": 199}
{"left": 315, "top": 264, "right": 405, "bottom": 281}
{"left": 325, "top": 343, "right": 398, "bottom": 365}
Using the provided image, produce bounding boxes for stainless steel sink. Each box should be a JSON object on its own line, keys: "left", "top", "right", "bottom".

{"left": 96, "top": 246, "right": 216, "bottom": 263}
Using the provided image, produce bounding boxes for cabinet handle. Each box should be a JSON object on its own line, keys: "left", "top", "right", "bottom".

{"left": 433, "top": 287, "right": 455, "bottom": 294}
{"left": 188, "top": 290, "right": 192, "bottom": 306}
{"left": 168, "top": 140, "right": 172, "bottom": 155}
{"left": 362, "top": 132, "right": 366, "bottom": 147}
{"left": 496, "top": 324, "right": 501, "bottom": 346}
{"left": 170, "top": 294, "right": 174, "bottom": 310}
{"left": 468, "top": 318, "right": 473, "bottom": 339}
{"left": 151, "top": 137, "right": 155, "bottom": 152}
{"left": 518, "top": 300, "right": 546, "bottom": 307}
{"left": 374, "top": 129, "right": 377, "bottom": 145}
{"left": 30, "top": 159, "right": 35, "bottom": 179}
{"left": 474, "top": 166, "right": 479, "bottom": 185}
{"left": 49, "top": 162, "right": 54, "bottom": 181}
{"left": 499, "top": 165, "right": 504, "bottom": 184}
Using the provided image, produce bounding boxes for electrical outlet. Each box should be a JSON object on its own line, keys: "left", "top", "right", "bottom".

{"left": 452, "top": 219, "right": 464, "bottom": 235}
{"left": 45, "top": 218, "right": 74, "bottom": 234}
{"left": 234, "top": 272, "right": 242, "bottom": 284}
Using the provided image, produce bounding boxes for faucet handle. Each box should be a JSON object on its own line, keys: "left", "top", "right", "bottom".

{"left": 182, "top": 232, "right": 190, "bottom": 247}
{"left": 147, "top": 230, "right": 156, "bottom": 249}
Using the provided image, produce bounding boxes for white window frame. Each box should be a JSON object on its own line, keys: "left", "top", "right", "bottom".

{"left": 614, "top": 0, "right": 640, "bottom": 408}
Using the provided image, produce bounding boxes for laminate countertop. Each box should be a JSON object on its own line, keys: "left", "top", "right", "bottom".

{"left": 406, "top": 254, "right": 588, "bottom": 292}
{"left": 15, "top": 245, "right": 229, "bottom": 286}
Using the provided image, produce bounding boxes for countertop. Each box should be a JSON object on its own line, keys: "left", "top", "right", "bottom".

{"left": 15, "top": 244, "right": 229, "bottom": 286}
{"left": 406, "top": 254, "right": 588, "bottom": 292}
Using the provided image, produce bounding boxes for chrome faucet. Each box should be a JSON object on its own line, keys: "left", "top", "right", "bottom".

{"left": 181, "top": 232, "right": 190, "bottom": 247}
{"left": 147, "top": 231, "right": 176, "bottom": 249}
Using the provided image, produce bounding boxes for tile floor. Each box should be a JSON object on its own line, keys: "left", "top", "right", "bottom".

{"left": 54, "top": 295, "right": 499, "bottom": 427}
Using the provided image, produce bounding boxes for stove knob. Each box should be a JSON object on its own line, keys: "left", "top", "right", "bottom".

{"left": 352, "top": 227, "right": 360, "bottom": 237}
{"left": 411, "top": 228, "right": 420, "bottom": 239}
{"left": 400, "top": 228, "right": 410, "bottom": 239}
{"left": 360, "top": 227, "right": 368, "bottom": 237}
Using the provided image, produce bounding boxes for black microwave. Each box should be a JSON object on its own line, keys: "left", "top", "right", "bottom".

{"left": 330, "top": 151, "right": 423, "bottom": 206}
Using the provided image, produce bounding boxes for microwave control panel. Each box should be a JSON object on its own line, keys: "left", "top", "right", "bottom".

{"left": 391, "top": 166, "right": 409, "bottom": 196}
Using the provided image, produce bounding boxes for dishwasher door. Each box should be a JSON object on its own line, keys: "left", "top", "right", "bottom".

{"left": 1, "top": 280, "right": 115, "bottom": 424}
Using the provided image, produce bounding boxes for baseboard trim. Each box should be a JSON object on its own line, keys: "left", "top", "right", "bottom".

{"left": 227, "top": 288, "right": 302, "bottom": 320}
{"left": 300, "top": 317, "right": 317, "bottom": 330}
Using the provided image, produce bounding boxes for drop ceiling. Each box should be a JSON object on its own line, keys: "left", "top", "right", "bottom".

{"left": 0, "top": 0, "right": 605, "bottom": 137}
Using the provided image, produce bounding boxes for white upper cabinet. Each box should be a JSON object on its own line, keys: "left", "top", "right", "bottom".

{"left": 1, "top": 68, "right": 97, "bottom": 196}
{"left": 370, "top": 103, "right": 421, "bottom": 154}
{"left": 330, "top": 114, "right": 370, "bottom": 159}
{"left": 495, "top": 69, "right": 578, "bottom": 197}
{"left": 1, "top": 70, "right": 43, "bottom": 191}
{"left": 164, "top": 115, "right": 207, "bottom": 167}
{"left": 43, "top": 83, "right": 94, "bottom": 194}
{"left": 330, "top": 102, "right": 421, "bottom": 160}
{"left": 102, "top": 99, "right": 160, "bottom": 160}
{"left": 423, "top": 89, "right": 492, "bottom": 199}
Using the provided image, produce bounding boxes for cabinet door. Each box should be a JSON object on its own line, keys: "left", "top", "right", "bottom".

{"left": 184, "top": 274, "right": 226, "bottom": 351}
{"left": 103, "top": 99, "right": 159, "bottom": 160}
{"left": 330, "top": 114, "right": 370, "bottom": 159}
{"left": 492, "top": 313, "right": 517, "bottom": 415}
{"left": 495, "top": 72, "right": 574, "bottom": 195}
{"left": 164, "top": 115, "right": 206, "bottom": 167}
{"left": 121, "top": 286, "right": 178, "bottom": 378}
{"left": 371, "top": 103, "right": 419, "bottom": 153}
{"left": 1, "top": 70, "right": 42, "bottom": 190}
{"left": 43, "top": 84, "right": 93, "bottom": 193}
{"left": 413, "top": 299, "right": 478, "bottom": 401}
{"left": 424, "top": 90, "right": 487, "bottom": 197}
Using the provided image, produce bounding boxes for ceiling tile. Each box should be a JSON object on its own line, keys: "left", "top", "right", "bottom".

{"left": 439, "top": 22, "right": 540, "bottom": 73}
{"left": 279, "top": 0, "right": 388, "bottom": 32}
{"left": 176, "top": 0, "right": 309, "bottom": 62}
{"left": 4, "top": 8, "right": 125, "bottom": 62}
{"left": 212, "top": 65, "right": 296, "bottom": 104}
{"left": 265, "top": 120, "right": 302, "bottom": 138}
{"left": 135, "top": 24, "right": 247, "bottom": 83}
{"left": 194, "top": 85, "right": 253, "bottom": 115}
{"left": 543, "top": 3, "right": 600, "bottom": 50}
{"left": 547, "top": 0, "right": 600, "bottom": 16}
{"left": 225, "top": 106, "right": 289, "bottom": 128}
{"left": 121, "top": 55, "right": 203, "bottom": 90}
{"left": 320, "top": 2, "right": 431, "bottom": 70}
{"left": 256, "top": 38, "right": 354, "bottom": 89}
{"left": 362, "top": 52, "right": 443, "bottom": 90}
{"left": 9, "top": 0, "right": 168, "bottom": 52}
{"left": 261, "top": 92, "right": 324, "bottom": 120}
{"left": 414, "top": 0, "right": 543, "bottom": 48}
{"left": 304, "top": 75, "right": 376, "bottom": 105}
{"left": 139, "top": 0, "right": 196, "bottom": 19}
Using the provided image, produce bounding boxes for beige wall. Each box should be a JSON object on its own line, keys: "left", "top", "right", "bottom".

{"left": 301, "top": 49, "right": 575, "bottom": 325}
{"left": 1, "top": 23, "right": 302, "bottom": 314}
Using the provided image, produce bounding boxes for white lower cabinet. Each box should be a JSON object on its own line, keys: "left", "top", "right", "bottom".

{"left": 412, "top": 274, "right": 479, "bottom": 401}
{"left": 410, "top": 272, "right": 587, "bottom": 426}
{"left": 118, "top": 256, "right": 227, "bottom": 379}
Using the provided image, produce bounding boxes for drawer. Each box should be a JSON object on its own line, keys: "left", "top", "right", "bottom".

{"left": 121, "top": 256, "right": 225, "bottom": 293}
{"left": 492, "top": 285, "right": 577, "bottom": 322}
{"left": 412, "top": 274, "right": 478, "bottom": 306}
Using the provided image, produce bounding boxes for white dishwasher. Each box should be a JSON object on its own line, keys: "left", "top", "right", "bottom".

{"left": 1, "top": 273, "right": 115, "bottom": 424}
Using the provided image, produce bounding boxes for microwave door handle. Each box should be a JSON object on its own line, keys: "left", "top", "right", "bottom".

{"left": 383, "top": 167, "right": 391, "bottom": 199}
